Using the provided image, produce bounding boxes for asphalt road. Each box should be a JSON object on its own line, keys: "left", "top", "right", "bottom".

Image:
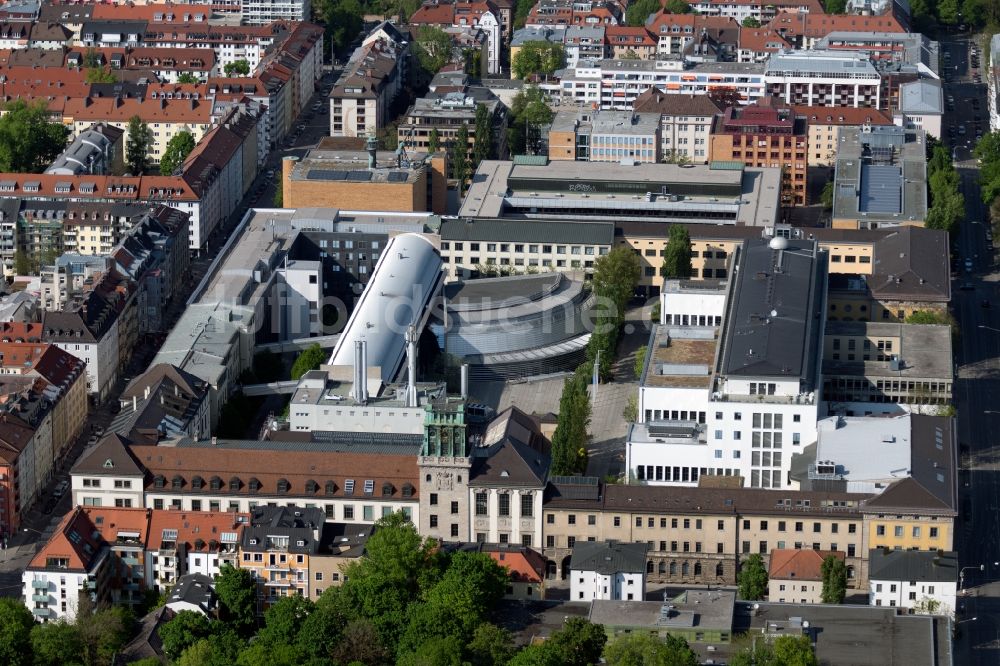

{"left": 943, "top": 34, "right": 1000, "bottom": 664}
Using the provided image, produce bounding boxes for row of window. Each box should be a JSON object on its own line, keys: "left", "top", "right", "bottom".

{"left": 875, "top": 524, "right": 939, "bottom": 539}
{"left": 441, "top": 242, "right": 605, "bottom": 255}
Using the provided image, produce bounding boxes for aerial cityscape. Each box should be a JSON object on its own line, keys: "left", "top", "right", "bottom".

{"left": 0, "top": 0, "right": 990, "bottom": 663}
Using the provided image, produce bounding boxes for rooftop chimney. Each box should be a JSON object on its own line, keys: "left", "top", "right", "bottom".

{"left": 460, "top": 363, "right": 469, "bottom": 400}
{"left": 405, "top": 324, "right": 418, "bottom": 408}
{"left": 353, "top": 340, "right": 368, "bottom": 404}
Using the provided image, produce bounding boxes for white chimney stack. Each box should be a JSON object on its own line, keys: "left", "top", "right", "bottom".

{"left": 460, "top": 364, "right": 469, "bottom": 400}
{"left": 353, "top": 340, "right": 368, "bottom": 404}
{"left": 405, "top": 324, "right": 418, "bottom": 408}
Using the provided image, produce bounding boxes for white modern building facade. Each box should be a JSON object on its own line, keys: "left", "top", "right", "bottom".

{"left": 627, "top": 237, "right": 826, "bottom": 489}
{"left": 765, "top": 51, "right": 882, "bottom": 108}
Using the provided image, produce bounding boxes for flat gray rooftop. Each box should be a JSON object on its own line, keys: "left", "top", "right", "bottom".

{"left": 749, "top": 603, "right": 946, "bottom": 666}
{"left": 460, "top": 159, "right": 780, "bottom": 227}
{"left": 823, "top": 321, "right": 953, "bottom": 379}
{"left": 588, "top": 590, "right": 735, "bottom": 633}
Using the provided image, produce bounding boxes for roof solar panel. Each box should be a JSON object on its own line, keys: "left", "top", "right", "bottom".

{"left": 306, "top": 169, "right": 346, "bottom": 181}
{"left": 387, "top": 172, "right": 409, "bottom": 182}
{"left": 346, "top": 170, "right": 373, "bottom": 182}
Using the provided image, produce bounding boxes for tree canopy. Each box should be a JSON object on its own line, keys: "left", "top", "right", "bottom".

{"left": 738, "top": 553, "right": 768, "bottom": 601}
{"left": 730, "top": 635, "right": 818, "bottom": 666}
{"left": 125, "top": 115, "right": 153, "bottom": 175}
{"left": 290, "top": 343, "right": 327, "bottom": 380}
{"left": 604, "top": 632, "right": 700, "bottom": 666}
{"left": 160, "top": 130, "right": 196, "bottom": 176}
{"left": 215, "top": 564, "right": 258, "bottom": 637}
{"left": 512, "top": 42, "right": 565, "bottom": 79}
{"left": 625, "top": 0, "right": 660, "bottom": 25}
{"left": 223, "top": 59, "right": 251, "bottom": 76}
{"left": 507, "top": 87, "right": 553, "bottom": 155}
{"left": 821, "top": 555, "right": 847, "bottom": 604}
{"left": 0, "top": 100, "right": 70, "bottom": 173}
{"left": 661, "top": 225, "right": 693, "bottom": 279}
{"left": 414, "top": 26, "right": 453, "bottom": 75}
{"left": 741, "top": 16, "right": 761, "bottom": 27}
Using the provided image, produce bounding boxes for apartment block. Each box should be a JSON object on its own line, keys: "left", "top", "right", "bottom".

{"left": 632, "top": 90, "right": 722, "bottom": 164}
{"left": 548, "top": 109, "right": 660, "bottom": 163}
{"left": 792, "top": 105, "right": 894, "bottom": 166}
{"left": 239, "top": 505, "right": 322, "bottom": 612}
{"left": 708, "top": 98, "right": 808, "bottom": 206}
{"left": 764, "top": 50, "right": 881, "bottom": 108}
{"left": 330, "top": 23, "right": 410, "bottom": 138}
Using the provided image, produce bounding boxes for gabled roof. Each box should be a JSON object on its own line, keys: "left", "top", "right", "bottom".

{"left": 71, "top": 433, "right": 145, "bottom": 477}
{"left": 570, "top": 540, "right": 648, "bottom": 574}
{"left": 121, "top": 363, "right": 206, "bottom": 401}
{"left": 868, "top": 548, "right": 958, "bottom": 583}
{"left": 27, "top": 506, "right": 106, "bottom": 572}
{"left": 147, "top": 509, "right": 248, "bottom": 551}
{"left": 484, "top": 543, "right": 546, "bottom": 583}
{"left": 471, "top": 407, "right": 551, "bottom": 487}
{"left": 768, "top": 548, "right": 843, "bottom": 581}
{"left": 633, "top": 89, "right": 724, "bottom": 117}
{"left": 81, "top": 506, "right": 152, "bottom": 546}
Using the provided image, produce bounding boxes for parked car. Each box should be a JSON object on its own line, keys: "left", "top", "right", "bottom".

{"left": 960, "top": 282, "right": 975, "bottom": 290}
{"left": 965, "top": 258, "right": 975, "bottom": 272}
{"left": 53, "top": 480, "right": 69, "bottom": 498}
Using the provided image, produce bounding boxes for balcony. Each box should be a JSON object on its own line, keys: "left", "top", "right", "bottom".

{"left": 31, "top": 580, "right": 48, "bottom": 590}
{"left": 264, "top": 579, "right": 292, "bottom": 587}
{"left": 31, "top": 607, "right": 53, "bottom": 618}
{"left": 31, "top": 594, "right": 50, "bottom": 603}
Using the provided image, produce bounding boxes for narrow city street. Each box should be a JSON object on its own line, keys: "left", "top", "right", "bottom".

{"left": 943, "top": 34, "right": 1000, "bottom": 664}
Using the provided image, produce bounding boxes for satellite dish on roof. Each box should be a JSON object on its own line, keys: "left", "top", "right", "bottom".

{"left": 769, "top": 236, "right": 789, "bottom": 251}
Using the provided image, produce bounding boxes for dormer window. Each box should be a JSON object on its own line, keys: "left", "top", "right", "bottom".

{"left": 102, "top": 458, "right": 113, "bottom": 469}
{"left": 210, "top": 476, "right": 222, "bottom": 491}
{"left": 277, "top": 478, "right": 289, "bottom": 494}
{"left": 191, "top": 476, "right": 204, "bottom": 490}
{"left": 325, "top": 480, "right": 336, "bottom": 495}
{"left": 153, "top": 475, "right": 165, "bottom": 489}
{"left": 229, "top": 476, "right": 241, "bottom": 491}
{"left": 381, "top": 482, "right": 393, "bottom": 497}
{"left": 249, "top": 477, "right": 260, "bottom": 493}
{"left": 171, "top": 475, "right": 183, "bottom": 489}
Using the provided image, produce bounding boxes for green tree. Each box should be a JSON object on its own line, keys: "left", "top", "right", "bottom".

{"left": 76, "top": 606, "right": 134, "bottom": 666}
{"left": 290, "top": 343, "right": 327, "bottom": 380}
{"left": 254, "top": 595, "right": 315, "bottom": 650}
{"left": 823, "top": 0, "right": 847, "bottom": 12}
{"left": 0, "top": 598, "right": 36, "bottom": 666}
{"left": 473, "top": 103, "right": 493, "bottom": 166}
{"left": 12, "top": 250, "right": 31, "bottom": 275}
{"left": 545, "top": 618, "right": 608, "bottom": 666}
{"left": 772, "top": 635, "right": 818, "bottom": 666}
{"left": 160, "top": 130, "right": 196, "bottom": 176}
{"left": 31, "top": 622, "right": 84, "bottom": 666}
{"left": 938, "top": 0, "right": 961, "bottom": 23}
{"left": 318, "top": 0, "right": 363, "bottom": 53}
{"left": 737, "top": 553, "right": 768, "bottom": 601}
{"left": 821, "top": 555, "right": 847, "bottom": 604}
{"left": 467, "top": 623, "right": 516, "bottom": 666}
{"left": 215, "top": 564, "right": 258, "bottom": 637}
{"left": 82, "top": 47, "right": 101, "bottom": 68}
{"left": 593, "top": 245, "right": 642, "bottom": 315}
{"left": 961, "top": 0, "right": 987, "bottom": 26}
{"left": 414, "top": 26, "right": 453, "bottom": 75}
{"left": 177, "top": 72, "right": 201, "bottom": 84}
{"left": 626, "top": 0, "right": 661, "bottom": 24}
{"left": 451, "top": 124, "right": 470, "bottom": 187}
{"left": 622, "top": 392, "right": 638, "bottom": 422}
{"left": 85, "top": 67, "right": 116, "bottom": 83}
{"left": 272, "top": 186, "right": 283, "bottom": 207}
{"left": 665, "top": 0, "right": 691, "bottom": 12}
{"left": 661, "top": 225, "right": 692, "bottom": 279}
{"left": 634, "top": 345, "right": 648, "bottom": 379}
{"left": 128, "top": 659, "right": 163, "bottom": 666}
{"left": 820, "top": 180, "right": 834, "bottom": 211}
{"left": 550, "top": 368, "right": 591, "bottom": 475}
{"left": 507, "top": 87, "right": 553, "bottom": 155}
{"left": 0, "top": 99, "right": 70, "bottom": 173}
{"left": 397, "top": 635, "right": 465, "bottom": 666}
{"left": 331, "top": 619, "right": 389, "bottom": 666}
{"left": 296, "top": 593, "right": 349, "bottom": 662}
{"left": 604, "top": 632, "right": 699, "bottom": 666}
{"left": 158, "top": 610, "right": 215, "bottom": 660}
{"left": 340, "top": 512, "right": 438, "bottom": 652}
{"left": 741, "top": 16, "right": 761, "bottom": 27}
{"left": 223, "top": 59, "right": 251, "bottom": 76}
{"left": 428, "top": 127, "right": 441, "bottom": 153}
{"left": 125, "top": 115, "right": 153, "bottom": 175}
{"left": 176, "top": 631, "right": 244, "bottom": 666}
{"left": 512, "top": 42, "right": 565, "bottom": 78}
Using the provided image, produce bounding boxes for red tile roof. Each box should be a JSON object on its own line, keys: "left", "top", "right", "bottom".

{"left": 147, "top": 509, "right": 248, "bottom": 551}
{"left": 768, "top": 548, "right": 844, "bottom": 581}
{"left": 791, "top": 105, "right": 894, "bottom": 126}
{"left": 28, "top": 507, "right": 105, "bottom": 572}
{"left": 82, "top": 506, "right": 152, "bottom": 545}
